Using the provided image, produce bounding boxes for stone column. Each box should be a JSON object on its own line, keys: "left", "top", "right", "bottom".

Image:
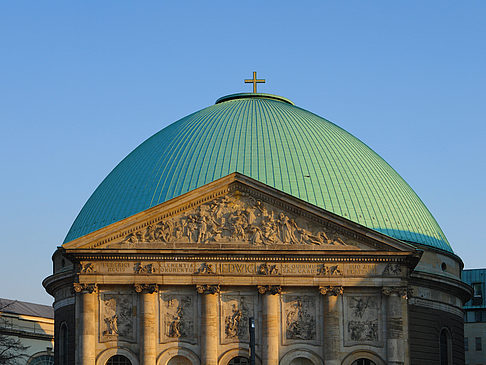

{"left": 135, "top": 284, "right": 158, "bottom": 365}
{"left": 383, "top": 287, "right": 408, "bottom": 365}
{"left": 258, "top": 285, "right": 281, "bottom": 365}
{"left": 320, "top": 286, "right": 344, "bottom": 365}
{"left": 197, "top": 284, "right": 220, "bottom": 365}
{"left": 74, "top": 283, "right": 97, "bottom": 365}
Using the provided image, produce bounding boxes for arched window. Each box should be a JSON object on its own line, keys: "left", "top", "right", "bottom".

{"left": 228, "top": 357, "right": 249, "bottom": 365}
{"left": 351, "top": 360, "right": 376, "bottom": 365}
{"left": 440, "top": 328, "right": 452, "bottom": 365}
{"left": 27, "top": 355, "right": 54, "bottom": 365}
{"left": 106, "top": 355, "right": 132, "bottom": 365}
{"left": 167, "top": 356, "right": 192, "bottom": 365}
{"left": 289, "top": 358, "right": 314, "bottom": 365}
{"left": 59, "top": 322, "right": 68, "bottom": 364}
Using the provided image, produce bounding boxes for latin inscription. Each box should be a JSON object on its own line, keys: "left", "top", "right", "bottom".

{"left": 102, "top": 262, "right": 131, "bottom": 273}
{"left": 160, "top": 263, "right": 194, "bottom": 274}
{"left": 95, "top": 261, "right": 380, "bottom": 277}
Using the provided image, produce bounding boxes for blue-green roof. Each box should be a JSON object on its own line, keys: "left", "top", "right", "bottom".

{"left": 64, "top": 93, "right": 452, "bottom": 252}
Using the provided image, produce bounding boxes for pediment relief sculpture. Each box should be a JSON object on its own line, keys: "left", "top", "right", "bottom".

{"left": 120, "top": 193, "right": 353, "bottom": 248}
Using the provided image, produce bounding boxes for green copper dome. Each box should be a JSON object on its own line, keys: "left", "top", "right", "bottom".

{"left": 64, "top": 93, "right": 452, "bottom": 252}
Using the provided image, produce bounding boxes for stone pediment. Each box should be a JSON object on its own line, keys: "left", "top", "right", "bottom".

{"left": 63, "top": 173, "right": 416, "bottom": 253}
{"left": 118, "top": 193, "right": 353, "bottom": 249}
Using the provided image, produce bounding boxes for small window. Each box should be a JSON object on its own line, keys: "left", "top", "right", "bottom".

{"left": 440, "top": 329, "right": 452, "bottom": 365}
{"left": 472, "top": 283, "right": 483, "bottom": 306}
{"left": 475, "top": 311, "right": 482, "bottom": 322}
{"left": 228, "top": 357, "right": 249, "bottom": 365}
{"left": 106, "top": 355, "right": 131, "bottom": 365}
{"left": 465, "top": 337, "right": 469, "bottom": 351}
{"left": 59, "top": 322, "right": 68, "bottom": 364}
{"left": 351, "top": 360, "right": 376, "bottom": 365}
{"left": 28, "top": 355, "right": 54, "bottom": 365}
{"left": 476, "top": 337, "right": 482, "bottom": 351}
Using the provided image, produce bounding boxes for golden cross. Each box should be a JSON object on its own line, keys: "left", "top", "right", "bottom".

{"left": 244, "top": 71, "right": 265, "bottom": 93}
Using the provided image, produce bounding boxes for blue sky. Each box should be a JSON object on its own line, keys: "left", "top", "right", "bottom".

{"left": 0, "top": 1, "right": 484, "bottom": 304}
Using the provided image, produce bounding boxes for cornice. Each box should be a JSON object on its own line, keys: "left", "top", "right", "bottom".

{"left": 42, "top": 270, "right": 75, "bottom": 296}
{"left": 65, "top": 250, "right": 417, "bottom": 264}
{"left": 63, "top": 173, "right": 421, "bottom": 256}
{"left": 409, "top": 271, "right": 472, "bottom": 303}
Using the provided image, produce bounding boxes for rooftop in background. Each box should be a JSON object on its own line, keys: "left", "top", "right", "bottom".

{"left": 462, "top": 268, "right": 486, "bottom": 310}
{"left": 0, "top": 298, "right": 53, "bottom": 319}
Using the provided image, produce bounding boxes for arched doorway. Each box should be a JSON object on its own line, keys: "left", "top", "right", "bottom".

{"left": 289, "top": 358, "right": 314, "bottom": 365}
{"left": 228, "top": 357, "right": 249, "bottom": 365}
{"left": 167, "top": 355, "right": 192, "bottom": 365}
{"left": 351, "top": 360, "right": 376, "bottom": 365}
{"left": 106, "top": 355, "right": 132, "bottom": 365}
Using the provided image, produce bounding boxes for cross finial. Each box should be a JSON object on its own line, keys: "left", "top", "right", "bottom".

{"left": 245, "top": 71, "right": 265, "bottom": 93}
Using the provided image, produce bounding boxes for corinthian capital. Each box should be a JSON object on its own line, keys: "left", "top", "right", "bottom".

{"left": 73, "top": 283, "right": 98, "bottom": 294}
{"left": 319, "top": 285, "right": 344, "bottom": 296}
{"left": 382, "top": 286, "right": 410, "bottom": 299}
{"left": 196, "top": 284, "right": 220, "bottom": 294}
{"left": 134, "top": 284, "right": 158, "bottom": 294}
{"left": 257, "top": 285, "right": 282, "bottom": 295}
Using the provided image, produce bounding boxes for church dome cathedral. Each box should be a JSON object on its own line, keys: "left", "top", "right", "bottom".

{"left": 65, "top": 92, "right": 451, "bottom": 252}
{"left": 45, "top": 85, "right": 470, "bottom": 365}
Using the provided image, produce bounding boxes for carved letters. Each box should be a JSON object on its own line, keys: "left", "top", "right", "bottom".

{"left": 121, "top": 194, "right": 349, "bottom": 247}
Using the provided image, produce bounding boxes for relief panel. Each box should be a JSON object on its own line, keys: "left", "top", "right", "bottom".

{"left": 220, "top": 293, "right": 256, "bottom": 344}
{"left": 281, "top": 294, "right": 319, "bottom": 345}
{"left": 343, "top": 293, "right": 383, "bottom": 347}
{"left": 99, "top": 292, "right": 136, "bottom": 343}
{"left": 160, "top": 291, "right": 197, "bottom": 344}
{"left": 118, "top": 193, "right": 356, "bottom": 248}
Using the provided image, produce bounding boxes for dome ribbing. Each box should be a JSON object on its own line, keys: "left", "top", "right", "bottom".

{"left": 64, "top": 93, "right": 452, "bottom": 252}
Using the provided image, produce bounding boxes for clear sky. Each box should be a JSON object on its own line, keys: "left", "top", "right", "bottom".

{"left": 0, "top": 1, "right": 484, "bottom": 305}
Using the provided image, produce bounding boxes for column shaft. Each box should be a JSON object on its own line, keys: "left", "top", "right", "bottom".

{"left": 79, "top": 292, "right": 96, "bottom": 365}
{"left": 387, "top": 293, "right": 405, "bottom": 365}
{"left": 201, "top": 293, "right": 219, "bottom": 365}
{"left": 323, "top": 294, "right": 341, "bottom": 365}
{"left": 263, "top": 293, "right": 279, "bottom": 365}
{"left": 141, "top": 292, "right": 157, "bottom": 365}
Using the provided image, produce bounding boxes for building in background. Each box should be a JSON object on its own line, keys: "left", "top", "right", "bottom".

{"left": 0, "top": 298, "right": 54, "bottom": 364}
{"left": 463, "top": 269, "right": 486, "bottom": 365}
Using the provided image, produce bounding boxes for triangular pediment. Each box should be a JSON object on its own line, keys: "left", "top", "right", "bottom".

{"left": 63, "top": 173, "right": 418, "bottom": 255}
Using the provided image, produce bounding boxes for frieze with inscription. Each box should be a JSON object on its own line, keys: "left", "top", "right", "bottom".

{"left": 85, "top": 261, "right": 384, "bottom": 279}
{"left": 120, "top": 193, "right": 352, "bottom": 247}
